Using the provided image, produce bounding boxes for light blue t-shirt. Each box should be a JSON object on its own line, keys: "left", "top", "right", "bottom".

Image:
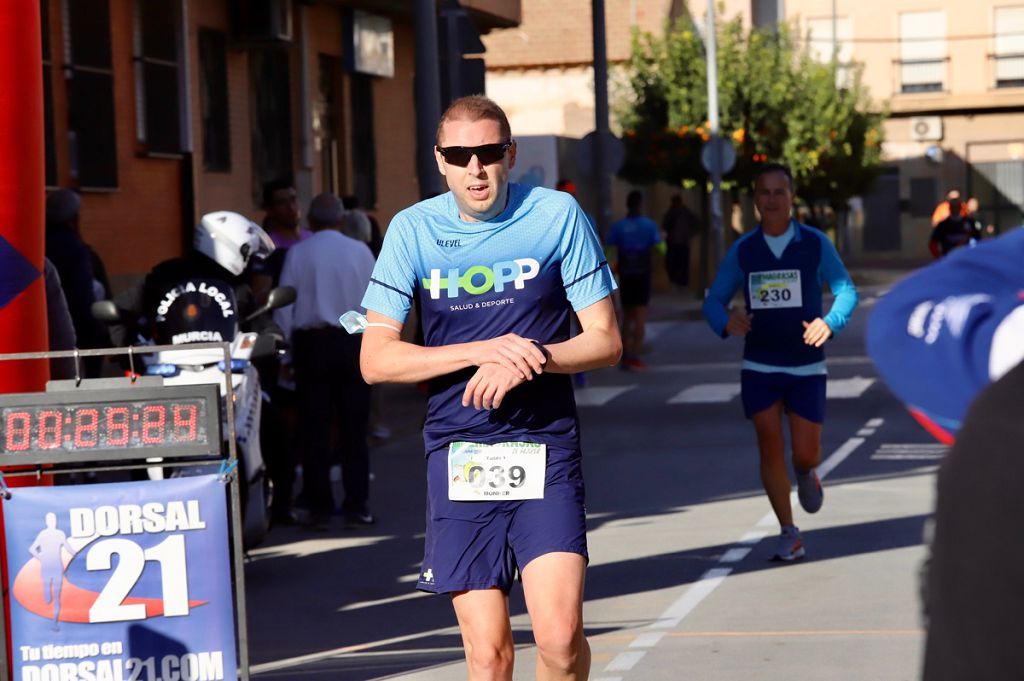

{"left": 362, "top": 183, "right": 616, "bottom": 451}
{"left": 606, "top": 215, "right": 661, "bottom": 276}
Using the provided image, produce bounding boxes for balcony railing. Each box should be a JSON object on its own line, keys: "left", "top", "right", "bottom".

{"left": 991, "top": 53, "right": 1024, "bottom": 89}
{"left": 894, "top": 57, "right": 948, "bottom": 94}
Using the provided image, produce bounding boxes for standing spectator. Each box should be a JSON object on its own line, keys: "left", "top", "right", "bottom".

{"left": 702, "top": 163, "right": 858, "bottom": 561}
{"left": 43, "top": 258, "right": 77, "bottom": 380}
{"left": 44, "top": 189, "right": 109, "bottom": 377}
{"left": 661, "top": 194, "right": 697, "bottom": 288}
{"left": 930, "top": 189, "right": 967, "bottom": 226}
{"left": 276, "top": 193, "right": 376, "bottom": 530}
{"left": 342, "top": 195, "right": 383, "bottom": 258}
{"left": 249, "top": 178, "right": 309, "bottom": 525}
{"left": 929, "top": 195, "right": 981, "bottom": 258}
{"left": 607, "top": 189, "right": 664, "bottom": 370}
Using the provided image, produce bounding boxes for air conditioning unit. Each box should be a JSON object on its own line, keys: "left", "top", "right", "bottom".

{"left": 910, "top": 116, "right": 943, "bottom": 142}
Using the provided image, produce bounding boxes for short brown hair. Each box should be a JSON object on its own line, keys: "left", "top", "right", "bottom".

{"left": 436, "top": 95, "right": 512, "bottom": 145}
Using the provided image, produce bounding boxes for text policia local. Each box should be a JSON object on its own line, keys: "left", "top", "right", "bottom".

{"left": 69, "top": 500, "right": 205, "bottom": 538}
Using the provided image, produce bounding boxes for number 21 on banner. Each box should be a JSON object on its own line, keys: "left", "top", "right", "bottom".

{"left": 87, "top": 535, "right": 190, "bottom": 622}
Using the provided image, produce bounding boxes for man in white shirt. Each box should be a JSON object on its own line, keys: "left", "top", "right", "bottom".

{"left": 276, "top": 193, "right": 377, "bottom": 529}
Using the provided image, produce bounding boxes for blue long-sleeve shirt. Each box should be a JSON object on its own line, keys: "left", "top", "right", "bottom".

{"left": 702, "top": 220, "right": 858, "bottom": 375}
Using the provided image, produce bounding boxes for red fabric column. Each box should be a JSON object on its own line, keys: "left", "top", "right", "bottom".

{"left": 0, "top": 2, "right": 49, "bottom": 673}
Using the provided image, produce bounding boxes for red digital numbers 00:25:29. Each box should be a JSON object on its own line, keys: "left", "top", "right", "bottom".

{"left": 1, "top": 400, "right": 208, "bottom": 454}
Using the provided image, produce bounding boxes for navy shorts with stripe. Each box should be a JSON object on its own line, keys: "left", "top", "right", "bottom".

{"left": 417, "top": 443, "right": 588, "bottom": 594}
{"left": 740, "top": 370, "right": 826, "bottom": 424}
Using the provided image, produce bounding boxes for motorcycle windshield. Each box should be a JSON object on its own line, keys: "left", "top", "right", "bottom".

{"left": 152, "top": 278, "right": 239, "bottom": 348}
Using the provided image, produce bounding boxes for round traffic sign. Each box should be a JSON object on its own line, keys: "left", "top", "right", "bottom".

{"left": 701, "top": 135, "right": 736, "bottom": 175}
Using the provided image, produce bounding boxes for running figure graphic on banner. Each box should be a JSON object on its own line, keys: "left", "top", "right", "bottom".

{"left": 29, "top": 512, "right": 77, "bottom": 631}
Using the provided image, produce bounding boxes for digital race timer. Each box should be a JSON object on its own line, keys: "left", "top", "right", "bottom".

{"left": 0, "top": 384, "right": 220, "bottom": 465}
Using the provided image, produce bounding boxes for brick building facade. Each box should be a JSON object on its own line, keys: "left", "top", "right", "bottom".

{"left": 41, "top": 0, "right": 520, "bottom": 289}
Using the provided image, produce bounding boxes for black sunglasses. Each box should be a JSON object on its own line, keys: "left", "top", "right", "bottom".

{"left": 436, "top": 141, "right": 513, "bottom": 167}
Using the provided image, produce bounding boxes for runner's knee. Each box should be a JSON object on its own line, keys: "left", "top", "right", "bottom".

{"left": 533, "top": 620, "right": 584, "bottom": 672}
{"left": 464, "top": 640, "right": 514, "bottom": 677}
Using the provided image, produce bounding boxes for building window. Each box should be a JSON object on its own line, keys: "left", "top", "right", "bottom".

{"left": 134, "top": 0, "right": 182, "bottom": 155}
{"left": 249, "top": 48, "right": 293, "bottom": 202}
{"left": 350, "top": 73, "right": 377, "bottom": 208}
{"left": 41, "top": 0, "right": 57, "bottom": 187}
{"left": 64, "top": 0, "right": 118, "bottom": 188}
{"left": 199, "top": 29, "right": 230, "bottom": 171}
{"left": 898, "top": 10, "right": 946, "bottom": 94}
{"left": 994, "top": 6, "right": 1024, "bottom": 88}
{"left": 805, "top": 16, "right": 853, "bottom": 87}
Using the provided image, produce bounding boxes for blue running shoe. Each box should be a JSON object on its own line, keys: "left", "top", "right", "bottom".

{"left": 796, "top": 468, "right": 824, "bottom": 514}
{"left": 771, "top": 525, "right": 805, "bottom": 562}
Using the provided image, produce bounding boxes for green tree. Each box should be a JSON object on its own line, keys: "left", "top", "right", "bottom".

{"left": 617, "top": 10, "right": 886, "bottom": 210}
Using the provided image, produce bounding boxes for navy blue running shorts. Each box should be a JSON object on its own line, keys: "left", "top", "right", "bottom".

{"left": 618, "top": 274, "right": 652, "bottom": 307}
{"left": 740, "top": 370, "right": 826, "bottom": 424}
{"left": 417, "top": 443, "right": 588, "bottom": 594}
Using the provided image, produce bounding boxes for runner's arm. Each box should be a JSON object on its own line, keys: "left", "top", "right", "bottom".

{"left": 539, "top": 296, "right": 621, "bottom": 373}
{"left": 359, "top": 310, "right": 547, "bottom": 385}
{"left": 818, "top": 236, "right": 858, "bottom": 335}
{"left": 702, "top": 245, "right": 744, "bottom": 337}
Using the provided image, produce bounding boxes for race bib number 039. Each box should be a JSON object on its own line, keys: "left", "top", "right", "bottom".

{"left": 448, "top": 441, "right": 546, "bottom": 501}
{"left": 749, "top": 269, "right": 802, "bottom": 309}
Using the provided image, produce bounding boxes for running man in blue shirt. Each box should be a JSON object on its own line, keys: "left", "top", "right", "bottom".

{"left": 703, "top": 163, "right": 858, "bottom": 561}
{"left": 360, "top": 96, "right": 621, "bottom": 681}
{"left": 606, "top": 189, "right": 664, "bottom": 370}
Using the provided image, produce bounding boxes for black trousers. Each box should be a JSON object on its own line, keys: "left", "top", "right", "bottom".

{"left": 666, "top": 243, "right": 690, "bottom": 287}
{"left": 292, "top": 328, "right": 370, "bottom": 516}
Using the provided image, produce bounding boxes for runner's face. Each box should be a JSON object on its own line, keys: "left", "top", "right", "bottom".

{"left": 435, "top": 118, "right": 516, "bottom": 222}
{"left": 754, "top": 171, "right": 794, "bottom": 230}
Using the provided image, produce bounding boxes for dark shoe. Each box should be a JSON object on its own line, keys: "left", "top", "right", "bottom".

{"left": 271, "top": 509, "right": 298, "bottom": 526}
{"left": 343, "top": 511, "right": 376, "bottom": 528}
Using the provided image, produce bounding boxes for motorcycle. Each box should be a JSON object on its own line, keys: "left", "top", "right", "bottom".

{"left": 93, "top": 285, "right": 295, "bottom": 550}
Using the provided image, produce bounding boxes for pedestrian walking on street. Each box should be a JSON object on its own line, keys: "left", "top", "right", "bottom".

{"left": 661, "top": 194, "right": 697, "bottom": 289}
{"left": 702, "top": 163, "right": 858, "bottom": 561}
{"left": 607, "top": 189, "right": 663, "bottom": 370}
{"left": 276, "top": 193, "right": 377, "bottom": 530}
{"left": 360, "top": 95, "right": 621, "bottom": 681}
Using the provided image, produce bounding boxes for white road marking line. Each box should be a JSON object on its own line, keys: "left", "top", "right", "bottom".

{"left": 601, "top": 419, "right": 880, "bottom": 680}
{"left": 857, "top": 428, "right": 876, "bottom": 436}
{"left": 867, "top": 418, "right": 885, "bottom": 427}
{"left": 650, "top": 567, "right": 733, "bottom": 629}
{"left": 720, "top": 547, "right": 752, "bottom": 563}
{"left": 630, "top": 632, "right": 667, "bottom": 648}
{"left": 593, "top": 677, "right": 624, "bottom": 681}
{"left": 872, "top": 453, "right": 946, "bottom": 460}
{"left": 604, "top": 651, "right": 648, "bottom": 672}
{"left": 826, "top": 376, "right": 876, "bottom": 399}
{"left": 667, "top": 383, "right": 742, "bottom": 404}
{"left": 337, "top": 590, "right": 429, "bottom": 612}
{"left": 817, "top": 437, "right": 866, "bottom": 480}
{"left": 574, "top": 385, "right": 636, "bottom": 407}
{"left": 739, "top": 530, "right": 768, "bottom": 544}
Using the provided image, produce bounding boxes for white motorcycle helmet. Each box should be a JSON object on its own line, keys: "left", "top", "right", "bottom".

{"left": 195, "top": 211, "right": 275, "bottom": 276}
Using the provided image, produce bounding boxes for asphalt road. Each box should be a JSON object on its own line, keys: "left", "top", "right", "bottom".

{"left": 243, "top": 283, "right": 938, "bottom": 681}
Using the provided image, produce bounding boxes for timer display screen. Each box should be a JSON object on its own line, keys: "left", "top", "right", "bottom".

{"left": 0, "top": 385, "right": 220, "bottom": 465}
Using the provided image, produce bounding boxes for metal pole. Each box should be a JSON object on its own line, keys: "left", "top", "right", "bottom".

{"left": 592, "top": 0, "right": 612, "bottom": 236}
{"left": 414, "top": 0, "right": 444, "bottom": 199}
{"left": 706, "top": 1, "right": 724, "bottom": 269}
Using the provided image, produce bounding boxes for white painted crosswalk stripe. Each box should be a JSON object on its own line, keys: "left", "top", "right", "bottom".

{"left": 667, "top": 383, "right": 742, "bottom": 404}
{"left": 871, "top": 443, "right": 948, "bottom": 460}
{"left": 573, "top": 385, "right": 636, "bottom": 406}
{"left": 827, "top": 376, "right": 876, "bottom": 398}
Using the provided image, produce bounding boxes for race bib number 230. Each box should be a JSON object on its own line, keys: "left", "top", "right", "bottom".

{"left": 448, "top": 441, "right": 546, "bottom": 501}
{"left": 749, "top": 269, "right": 802, "bottom": 309}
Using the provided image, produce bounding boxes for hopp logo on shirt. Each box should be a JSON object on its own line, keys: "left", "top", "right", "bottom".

{"left": 422, "top": 258, "right": 540, "bottom": 300}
